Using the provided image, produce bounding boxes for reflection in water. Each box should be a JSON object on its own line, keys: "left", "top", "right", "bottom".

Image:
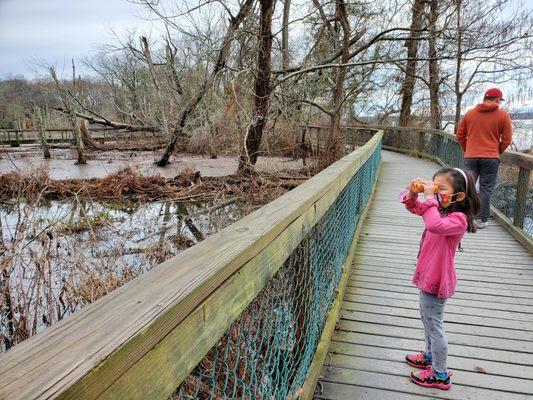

{"left": 0, "top": 198, "right": 244, "bottom": 351}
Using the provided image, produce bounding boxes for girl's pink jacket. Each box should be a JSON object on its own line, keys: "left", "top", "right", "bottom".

{"left": 399, "top": 188, "right": 467, "bottom": 298}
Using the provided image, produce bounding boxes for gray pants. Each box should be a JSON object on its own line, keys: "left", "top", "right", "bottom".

{"left": 463, "top": 158, "right": 499, "bottom": 221}
{"left": 419, "top": 290, "right": 448, "bottom": 373}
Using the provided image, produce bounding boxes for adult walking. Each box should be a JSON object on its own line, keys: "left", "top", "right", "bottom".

{"left": 456, "top": 88, "right": 513, "bottom": 229}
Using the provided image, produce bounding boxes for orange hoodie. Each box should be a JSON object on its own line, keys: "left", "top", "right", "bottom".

{"left": 456, "top": 102, "right": 513, "bottom": 158}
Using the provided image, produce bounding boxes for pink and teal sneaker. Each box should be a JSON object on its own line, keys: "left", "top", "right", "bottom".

{"left": 405, "top": 351, "right": 431, "bottom": 369}
{"left": 410, "top": 366, "right": 452, "bottom": 390}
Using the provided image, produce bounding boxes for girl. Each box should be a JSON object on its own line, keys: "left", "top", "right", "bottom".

{"left": 399, "top": 167, "right": 480, "bottom": 390}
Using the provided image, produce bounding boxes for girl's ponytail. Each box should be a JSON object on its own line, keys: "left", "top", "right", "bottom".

{"left": 462, "top": 170, "right": 481, "bottom": 233}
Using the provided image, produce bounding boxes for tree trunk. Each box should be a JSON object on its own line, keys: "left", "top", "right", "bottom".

{"left": 324, "top": 0, "right": 350, "bottom": 167}
{"left": 141, "top": 36, "right": 171, "bottom": 141}
{"left": 49, "top": 67, "right": 86, "bottom": 164}
{"left": 156, "top": 0, "right": 255, "bottom": 167}
{"left": 398, "top": 0, "right": 425, "bottom": 127}
{"left": 78, "top": 118, "right": 100, "bottom": 149}
{"left": 237, "top": 0, "right": 276, "bottom": 175}
{"left": 454, "top": 92, "right": 463, "bottom": 133}
{"left": 453, "top": 0, "right": 463, "bottom": 133}
{"left": 282, "top": 0, "right": 291, "bottom": 69}
{"left": 34, "top": 107, "right": 50, "bottom": 159}
{"left": 428, "top": 0, "right": 441, "bottom": 130}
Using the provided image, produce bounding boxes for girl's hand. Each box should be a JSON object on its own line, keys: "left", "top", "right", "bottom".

{"left": 421, "top": 180, "right": 436, "bottom": 199}
{"left": 407, "top": 178, "right": 422, "bottom": 198}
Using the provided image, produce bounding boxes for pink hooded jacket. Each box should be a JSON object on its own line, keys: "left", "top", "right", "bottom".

{"left": 399, "top": 188, "right": 468, "bottom": 298}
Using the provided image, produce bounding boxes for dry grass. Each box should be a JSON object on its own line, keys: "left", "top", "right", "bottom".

{"left": 0, "top": 166, "right": 310, "bottom": 204}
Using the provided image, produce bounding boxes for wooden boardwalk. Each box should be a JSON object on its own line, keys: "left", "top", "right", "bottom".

{"left": 316, "top": 151, "right": 533, "bottom": 399}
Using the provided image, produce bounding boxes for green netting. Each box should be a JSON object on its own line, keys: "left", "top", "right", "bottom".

{"left": 172, "top": 144, "right": 381, "bottom": 400}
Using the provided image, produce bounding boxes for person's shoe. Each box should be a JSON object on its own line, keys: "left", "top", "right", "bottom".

{"left": 405, "top": 351, "right": 431, "bottom": 369}
{"left": 410, "top": 366, "right": 452, "bottom": 390}
{"left": 475, "top": 219, "right": 489, "bottom": 229}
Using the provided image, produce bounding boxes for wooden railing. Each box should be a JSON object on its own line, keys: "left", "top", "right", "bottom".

{"left": 0, "top": 128, "right": 159, "bottom": 145}
{"left": 0, "top": 132, "right": 383, "bottom": 399}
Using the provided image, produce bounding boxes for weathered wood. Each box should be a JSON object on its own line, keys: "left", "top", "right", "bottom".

{"left": 327, "top": 354, "right": 533, "bottom": 395}
{"left": 316, "top": 381, "right": 430, "bottom": 399}
{"left": 491, "top": 207, "right": 533, "bottom": 254}
{"left": 0, "top": 134, "right": 383, "bottom": 399}
{"left": 322, "top": 366, "right": 531, "bottom": 400}
{"left": 338, "top": 319, "right": 532, "bottom": 353}
{"left": 354, "top": 265, "right": 533, "bottom": 288}
{"left": 340, "top": 308, "right": 533, "bottom": 341}
{"left": 308, "top": 123, "right": 533, "bottom": 170}
{"left": 101, "top": 185, "right": 344, "bottom": 399}
{"left": 328, "top": 341, "right": 533, "bottom": 380}
{"left": 514, "top": 167, "right": 531, "bottom": 229}
{"left": 342, "top": 292, "right": 533, "bottom": 324}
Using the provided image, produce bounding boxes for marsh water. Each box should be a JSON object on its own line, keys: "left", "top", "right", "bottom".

{"left": 0, "top": 197, "right": 247, "bottom": 351}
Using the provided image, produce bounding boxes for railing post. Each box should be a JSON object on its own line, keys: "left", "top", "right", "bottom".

{"left": 417, "top": 130, "right": 424, "bottom": 155}
{"left": 513, "top": 166, "right": 531, "bottom": 229}
{"left": 316, "top": 127, "right": 321, "bottom": 156}
{"left": 11, "top": 130, "right": 20, "bottom": 147}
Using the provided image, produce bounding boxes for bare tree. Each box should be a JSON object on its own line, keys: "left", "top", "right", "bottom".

{"left": 156, "top": 0, "right": 255, "bottom": 166}
{"left": 281, "top": 0, "right": 291, "bottom": 69}
{"left": 324, "top": 0, "right": 351, "bottom": 166}
{"left": 238, "top": 0, "right": 277, "bottom": 174}
{"left": 427, "top": 0, "right": 442, "bottom": 129}
{"left": 34, "top": 106, "right": 51, "bottom": 159}
{"left": 447, "top": 0, "right": 533, "bottom": 130}
{"left": 398, "top": 0, "right": 425, "bottom": 126}
{"left": 49, "top": 66, "right": 86, "bottom": 164}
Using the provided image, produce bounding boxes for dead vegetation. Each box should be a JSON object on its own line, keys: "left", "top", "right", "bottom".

{"left": 0, "top": 165, "right": 311, "bottom": 204}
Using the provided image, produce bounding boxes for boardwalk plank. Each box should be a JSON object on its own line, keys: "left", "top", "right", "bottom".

{"left": 344, "top": 286, "right": 533, "bottom": 315}
{"left": 340, "top": 301, "right": 533, "bottom": 331}
{"left": 327, "top": 354, "right": 533, "bottom": 394}
{"left": 321, "top": 367, "right": 531, "bottom": 400}
{"left": 347, "top": 280, "right": 533, "bottom": 306}
{"left": 329, "top": 341, "right": 533, "bottom": 380}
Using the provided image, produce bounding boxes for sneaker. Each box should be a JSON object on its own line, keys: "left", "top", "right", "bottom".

{"left": 405, "top": 351, "right": 431, "bottom": 369}
{"left": 410, "top": 366, "right": 452, "bottom": 390}
{"left": 475, "top": 219, "right": 489, "bottom": 229}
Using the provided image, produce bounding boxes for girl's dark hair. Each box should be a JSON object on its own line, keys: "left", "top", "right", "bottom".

{"left": 433, "top": 167, "right": 481, "bottom": 233}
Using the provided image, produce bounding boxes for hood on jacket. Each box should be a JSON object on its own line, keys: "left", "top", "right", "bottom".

{"left": 475, "top": 102, "right": 499, "bottom": 112}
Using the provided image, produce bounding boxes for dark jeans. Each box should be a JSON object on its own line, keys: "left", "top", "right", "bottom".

{"left": 463, "top": 158, "right": 499, "bottom": 221}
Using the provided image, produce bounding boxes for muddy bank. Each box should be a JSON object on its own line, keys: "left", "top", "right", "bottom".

{"left": 0, "top": 144, "right": 305, "bottom": 179}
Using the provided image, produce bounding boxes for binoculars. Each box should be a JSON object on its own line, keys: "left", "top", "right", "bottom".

{"left": 411, "top": 182, "right": 439, "bottom": 193}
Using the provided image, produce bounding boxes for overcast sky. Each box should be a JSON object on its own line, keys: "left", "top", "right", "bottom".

{"left": 0, "top": 0, "right": 530, "bottom": 105}
{"left": 0, "top": 0, "right": 164, "bottom": 78}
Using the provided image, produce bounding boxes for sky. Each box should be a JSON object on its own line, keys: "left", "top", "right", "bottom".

{"left": 0, "top": 0, "right": 164, "bottom": 78}
{"left": 0, "top": 0, "right": 530, "bottom": 107}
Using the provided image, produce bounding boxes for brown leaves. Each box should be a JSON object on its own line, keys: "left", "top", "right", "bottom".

{"left": 0, "top": 167, "right": 308, "bottom": 205}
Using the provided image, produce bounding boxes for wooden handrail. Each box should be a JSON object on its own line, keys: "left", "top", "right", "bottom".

{"left": 307, "top": 123, "right": 532, "bottom": 170}
{"left": 0, "top": 132, "right": 383, "bottom": 400}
